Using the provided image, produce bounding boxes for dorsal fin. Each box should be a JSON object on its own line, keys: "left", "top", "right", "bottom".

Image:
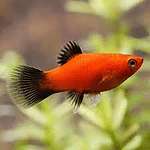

{"left": 57, "top": 41, "right": 82, "bottom": 65}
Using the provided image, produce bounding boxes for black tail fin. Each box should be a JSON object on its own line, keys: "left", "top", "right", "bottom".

{"left": 7, "top": 65, "right": 53, "bottom": 108}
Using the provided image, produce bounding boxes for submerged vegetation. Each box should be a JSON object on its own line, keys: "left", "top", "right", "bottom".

{"left": 1, "top": 0, "right": 150, "bottom": 150}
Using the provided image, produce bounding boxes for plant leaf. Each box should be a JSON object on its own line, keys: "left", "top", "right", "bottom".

{"left": 112, "top": 89, "right": 128, "bottom": 129}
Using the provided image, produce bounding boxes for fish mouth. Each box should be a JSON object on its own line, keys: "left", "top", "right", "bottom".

{"left": 141, "top": 57, "right": 144, "bottom": 63}
{"left": 139, "top": 57, "right": 144, "bottom": 68}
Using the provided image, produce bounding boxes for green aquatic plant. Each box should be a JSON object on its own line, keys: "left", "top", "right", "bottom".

{"left": 1, "top": 0, "right": 150, "bottom": 150}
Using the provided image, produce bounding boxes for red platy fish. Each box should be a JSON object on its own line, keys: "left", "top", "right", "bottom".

{"left": 7, "top": 41, "right": 143, "bottom": 110}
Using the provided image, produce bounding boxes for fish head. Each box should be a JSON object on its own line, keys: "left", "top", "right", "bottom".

{"left": 125, "top": 55, "right": 143, "bottom": 77}
{"left": 115, "top": 54, "right": 143, "bottom": 83}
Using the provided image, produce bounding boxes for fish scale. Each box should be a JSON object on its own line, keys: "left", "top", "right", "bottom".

{"left": 7, "top": 41, "right": 143, "bottom": 110}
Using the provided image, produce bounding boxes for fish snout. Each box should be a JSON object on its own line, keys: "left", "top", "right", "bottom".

{"left": 137, "top": 56, "right": 144, "bottom": 69}
{"left": 141, "top": 57, "right": 144, "bottom": 63}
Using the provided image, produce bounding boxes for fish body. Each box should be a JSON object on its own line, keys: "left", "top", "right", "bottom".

{"left": 7, "top": 41, "right": 143, "bottom": 109}
{"left": 44, "top": 53, "right": 142, "bottom": 94}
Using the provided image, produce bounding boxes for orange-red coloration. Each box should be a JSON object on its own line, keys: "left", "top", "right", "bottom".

{"left": 7, "top": 41, "right": 144, "bottom": 109}
{"left": 43, "top": 53, "right": 143, "bottom": 94}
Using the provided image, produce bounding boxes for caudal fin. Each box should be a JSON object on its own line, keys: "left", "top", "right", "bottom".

{"left": 7, "top": 65, "right": 53, "bottom": 108}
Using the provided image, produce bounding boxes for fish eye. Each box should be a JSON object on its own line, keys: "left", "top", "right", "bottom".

{"left": 128, "top": 59, "right": 137, "bottom": 68}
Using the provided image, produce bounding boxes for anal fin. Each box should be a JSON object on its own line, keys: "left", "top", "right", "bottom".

{"left": 67, "top": 91, "right": 84, "bottom": 113}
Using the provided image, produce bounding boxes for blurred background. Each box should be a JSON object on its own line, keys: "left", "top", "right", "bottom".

{"left": 0, "top": 0, "right": 150, "bottom": 149}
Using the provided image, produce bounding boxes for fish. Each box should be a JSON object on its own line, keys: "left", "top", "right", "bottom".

{"left": 7, "top": 41, "right": 143, "bottom": 110}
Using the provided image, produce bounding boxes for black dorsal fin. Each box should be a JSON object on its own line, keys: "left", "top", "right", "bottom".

{"left": 57, "top": 41, "right": 82, "bottom": 65}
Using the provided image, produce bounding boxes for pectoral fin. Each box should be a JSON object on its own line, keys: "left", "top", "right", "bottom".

{"left": 87, "top": 93, "right": 101, "bottom": 107}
